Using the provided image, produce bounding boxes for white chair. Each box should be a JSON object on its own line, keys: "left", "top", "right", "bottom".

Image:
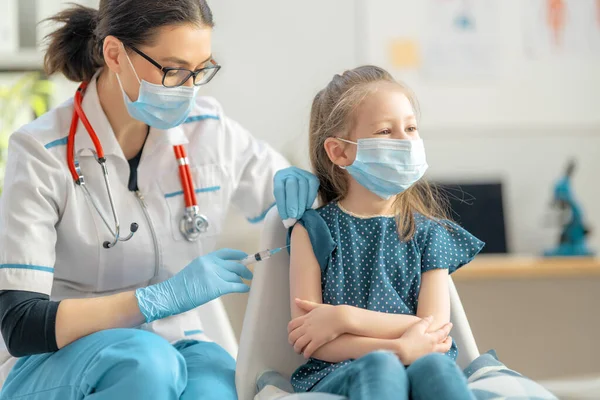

{"left": 236, "top": 208, "right": 480, "bottom": 400}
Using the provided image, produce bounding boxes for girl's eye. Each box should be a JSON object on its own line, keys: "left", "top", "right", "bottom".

{"left": 376, "top": 128, "right": 392, "bottom": 135}
{"left": 406, "top": 126, "right": 418, "bottom": 133}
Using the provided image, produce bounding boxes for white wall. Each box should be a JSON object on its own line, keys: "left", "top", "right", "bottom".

{"left": 201, "top": 0, "right": 600, "bottom": 255}
{"left": 361, "top": 0, "right": 600, "bottom": 128}
{"left": 360, "top": 0, "right": 600, "bottom": 254}
{"left": 37, "top": 0, "right": 600, "bottom": 255}
{"left": 201, "top": 0, "right": 357, "bottom": 151}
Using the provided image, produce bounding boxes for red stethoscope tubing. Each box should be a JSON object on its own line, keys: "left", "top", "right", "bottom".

{"left": 67, "top": 81, "right": 197, "bottom": 208}
{"left": 173, "top": 145, "right": 198, "bottom": 208}
{"left": 67, "top": 81, "right": 105, "bottom": 182}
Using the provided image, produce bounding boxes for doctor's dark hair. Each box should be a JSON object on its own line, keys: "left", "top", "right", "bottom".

{"left": 309, "top": 65, "right": 450, "bottom": 240}
{"left": 44, "top": 0, "right": 214, "bottom": 82}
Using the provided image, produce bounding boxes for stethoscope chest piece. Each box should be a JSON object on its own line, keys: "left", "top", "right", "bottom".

{"left": 180, "top": 206, "right": 210, "bottom": 242}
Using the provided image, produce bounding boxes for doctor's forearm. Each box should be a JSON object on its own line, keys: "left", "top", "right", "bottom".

{"left": 55, "top": 291, "right": 145, "bottom": 348}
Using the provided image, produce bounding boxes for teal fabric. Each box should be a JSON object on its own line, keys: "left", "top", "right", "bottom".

{"left": 290, "top": 202, "right": 484, "bottom": 392}
{"left": 0, "top": 329, "right": 236, "bottom": 400}
{"left": 311, "top": 352, "right": 474, "bottom": 400}
{"left": 287, "top": 209, "right": 336, "bottom": 271}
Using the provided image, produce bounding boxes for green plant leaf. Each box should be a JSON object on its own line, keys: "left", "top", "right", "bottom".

{"left": 29, "top": 95, "right": 48, "bottom": 118}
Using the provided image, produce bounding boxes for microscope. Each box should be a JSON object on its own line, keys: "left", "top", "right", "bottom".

{"left": 544, "top": 161, "right": 594, "bottom": 257}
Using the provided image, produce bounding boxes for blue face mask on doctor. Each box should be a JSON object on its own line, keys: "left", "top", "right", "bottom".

{"left": 338, "top": 137, "right": 429, "bottom": 200}
{"left": 116, "top": 48, "right": 198, "bottom": 130}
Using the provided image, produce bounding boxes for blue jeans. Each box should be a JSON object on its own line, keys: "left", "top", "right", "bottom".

{"left": 311, "top": 351, "right": 475, "bottom": 400}
{"left": 0, "top": 329, "right": 236, "bottom": 400}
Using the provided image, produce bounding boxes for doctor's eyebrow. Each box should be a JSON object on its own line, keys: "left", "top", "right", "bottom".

{"left": 160, "top": 54, "right": 213, "bottom": 69}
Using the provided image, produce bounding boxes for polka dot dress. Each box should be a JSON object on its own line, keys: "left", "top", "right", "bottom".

{"left": 290, "top": 202, "right": 485, "bottom": 392}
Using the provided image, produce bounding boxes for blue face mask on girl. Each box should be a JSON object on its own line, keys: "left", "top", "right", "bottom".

{"left": 116, "top": 49, "right": 198, "bottom": 130}
{"left": 338, "top": 137, "right": 429, "bottom": 200}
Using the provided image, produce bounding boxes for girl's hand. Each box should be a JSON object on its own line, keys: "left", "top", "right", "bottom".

{"left": 288, "top": 299, "right": 349, "bottom": 358}
{"left": 395, "top": 316, "right": 453, "bottom": 365}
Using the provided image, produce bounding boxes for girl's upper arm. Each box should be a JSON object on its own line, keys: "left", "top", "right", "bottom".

{"left": 289, "top": 224, "right": 323, "bottom": 319}
{"left": 414, "top": 217, "right": 484, "bottom": 329}
{"left": 416, "top": 268, "right": 450, "bottom": 329}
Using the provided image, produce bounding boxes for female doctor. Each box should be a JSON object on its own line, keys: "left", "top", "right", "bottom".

{"left": 0, "top": 1, "right": 316, "bottom": 399}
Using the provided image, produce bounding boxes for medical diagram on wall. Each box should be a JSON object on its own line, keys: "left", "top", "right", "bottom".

{"left": 420, "top": 0, "right": 501, "bottom": 80}
{"left": 523, "top": 0, "right": 600, "bottom": 58}
{"left": 362, "top": 0, "right": 502, "bottom": 81}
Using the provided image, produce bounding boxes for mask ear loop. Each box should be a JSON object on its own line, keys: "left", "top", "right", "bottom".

{"left": 115, "top": 43, "right": 142, "bottom": 96}
{"left": 122, "top": 43, "right": 141, "bottom": 83}
{"left": 336, "top": 137, "right": 358, "bottom": 145}
{"left": 333, "top": 137, "right": 357, "bottom": 169}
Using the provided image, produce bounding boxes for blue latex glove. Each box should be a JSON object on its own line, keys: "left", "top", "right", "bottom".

{"left": 273, "top": 167, "right": 319, "bottom": 228}
{"left": 135, "top": 249, "right": 252, "bottom": 323}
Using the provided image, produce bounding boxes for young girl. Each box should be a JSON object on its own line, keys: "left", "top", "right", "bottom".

{"left": 287, "top": 66, "right": 484, "bottom": 400}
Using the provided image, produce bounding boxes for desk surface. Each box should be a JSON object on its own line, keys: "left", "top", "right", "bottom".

{"left": 453, "top": 255, "right": 600, "bottom": 281}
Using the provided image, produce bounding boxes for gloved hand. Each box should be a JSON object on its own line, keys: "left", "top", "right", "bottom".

{"left": 135, "top": 249, "right": 252, "bottom": 323}
{"left": 273, "top": 167, "right": 320, "bottom": 228}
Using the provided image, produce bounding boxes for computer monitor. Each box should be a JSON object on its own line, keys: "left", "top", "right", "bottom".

{"left": 435, "top": 181, "right": 508, "bottom": 254}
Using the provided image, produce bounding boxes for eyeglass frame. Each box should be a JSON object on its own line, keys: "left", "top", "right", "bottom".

{"left": 127, "top": 45, "right": 221, "bottom": 88}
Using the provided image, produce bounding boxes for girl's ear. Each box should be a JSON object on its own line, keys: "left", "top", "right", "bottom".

{"left": 324, "top": 138, "right": 354, "bottom": 167}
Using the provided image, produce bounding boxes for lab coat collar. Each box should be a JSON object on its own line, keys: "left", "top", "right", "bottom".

{"left": 74, "top": 70, "right": 190, "bottom": 160}
{"left": 74, "top": 70, "right": 125, "bottom": 159}
{"left": 144, "top": 123, "right": 190, "bottom": 158}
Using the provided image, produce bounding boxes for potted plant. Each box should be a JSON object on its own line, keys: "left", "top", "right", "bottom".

{"left": 0, "top": 73, "right": 53, "bottom": 195}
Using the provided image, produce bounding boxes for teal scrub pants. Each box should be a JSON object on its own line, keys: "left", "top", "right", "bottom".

{"left": 0, "top": 329, "right": 236, "bottom": 400}
{"left": 311, "top": 351, "right": 475, "bottom": 400}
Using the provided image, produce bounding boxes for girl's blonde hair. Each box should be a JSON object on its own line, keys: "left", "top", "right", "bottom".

{"left": 309, "top": 65, "right": 450, "bottom": 241}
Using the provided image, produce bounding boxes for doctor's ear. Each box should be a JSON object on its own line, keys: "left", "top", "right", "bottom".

{"left": 324, "top": 137, "right": 354, "bottom": 168}
{"left": 103, "top": 35, "right": 126, "bottom": 74}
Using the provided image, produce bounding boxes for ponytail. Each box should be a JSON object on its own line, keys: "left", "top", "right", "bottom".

{"left": 43, "top": 5, "right": 103, "bottom": 82}
{"left": 43, "top": 0, "right": 214, "bottom": 83}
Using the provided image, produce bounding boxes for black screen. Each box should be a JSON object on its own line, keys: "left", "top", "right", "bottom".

{"left": 437, "top": 182, "right": 508, "bottom": 254}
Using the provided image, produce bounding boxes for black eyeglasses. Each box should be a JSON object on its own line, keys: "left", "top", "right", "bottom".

{"left": 128, "top": 45, "right": 221, "bottom": 88}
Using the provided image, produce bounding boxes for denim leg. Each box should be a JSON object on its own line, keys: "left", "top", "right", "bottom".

{"left": 311, "top": 351, "right": 409, "bottom": 400}
{"left": 407, "top": 353, "right": 475, "bottom": 400}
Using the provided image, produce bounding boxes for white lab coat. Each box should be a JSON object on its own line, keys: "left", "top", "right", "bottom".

{"left": 0, "top": 71, "right": 289, "bottom": 386}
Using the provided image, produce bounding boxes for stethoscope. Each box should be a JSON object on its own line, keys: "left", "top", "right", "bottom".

{"left": 67, "top": 81, "right": 209, "bottom": 248}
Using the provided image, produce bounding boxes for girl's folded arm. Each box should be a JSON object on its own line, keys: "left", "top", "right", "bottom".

{"left": 342, "top": 306, "right": 421, "bottom": 339}
{"left": 290, "top": 225, "right": 397, "bottom": 363}
{"left": 290, "top": 223, "right": 421, "bottom": 340}
{"left": 310, "top": 334, "right": 400, "bottom": 363}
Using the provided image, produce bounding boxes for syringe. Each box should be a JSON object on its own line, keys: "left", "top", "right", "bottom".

{"left": 240, "top": 245, "right": 290, "bottom": 266}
